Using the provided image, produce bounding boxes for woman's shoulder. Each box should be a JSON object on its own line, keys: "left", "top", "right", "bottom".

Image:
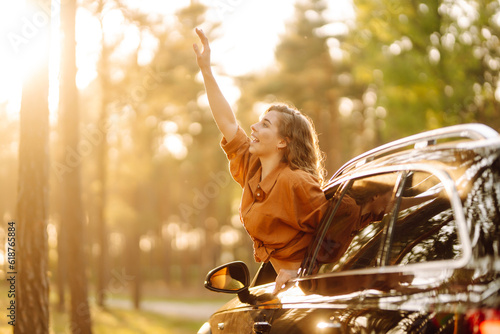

{"left": 281, "top": 165, "right": 318, "bottom": 180}
{"left": 277, "top": 165, "right": 327, "bottom": 208}
{"left": 278, "top": 165, "right": 322, "bottom": 190}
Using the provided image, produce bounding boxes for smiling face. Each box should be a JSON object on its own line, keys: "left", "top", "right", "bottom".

{"left": 249, "top": 110, "right": 287, "bottom": 158}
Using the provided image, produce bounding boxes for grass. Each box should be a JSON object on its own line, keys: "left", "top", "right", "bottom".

{"left": 0, "top": 302, "right": 204, "bottom": 334}
{"left": 0, "top": 282, "right": 225, "bottom": 334}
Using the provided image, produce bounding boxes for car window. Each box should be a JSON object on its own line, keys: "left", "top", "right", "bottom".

{"left": 314, "top": 171, "right": 461, "bottom": 274}
{"left": 387, "top": 172, "right": 461, "bottom": 265}
{"left": 316, "top": 172, "right": 400, "bottom": 273}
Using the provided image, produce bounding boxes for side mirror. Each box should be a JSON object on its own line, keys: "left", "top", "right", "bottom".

{"left": 204, "top": 261, "right": 250, "bottom": 294}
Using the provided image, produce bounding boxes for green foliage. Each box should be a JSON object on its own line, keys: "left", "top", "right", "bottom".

{"left": 237, "top": 0, "right": 345, "bottom": 173}
{"left": 239, "top": 0, "right": 500, "bottom": 171}
{"left": 237, "top": 0, "right": 499, "bottom": 168}
{"left": 347, "top": 0, "right": 500, "bottom": 141}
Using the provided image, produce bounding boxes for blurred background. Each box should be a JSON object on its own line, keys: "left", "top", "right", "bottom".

{"left": 0, "top": 0, "right": 499, "bottom": 332}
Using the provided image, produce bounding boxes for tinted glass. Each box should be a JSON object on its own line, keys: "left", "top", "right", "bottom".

{"left": 388, "top": 172, "right": 461, "bottom": 265}
{"left": 317, "top": 173, "right": 400, "bottom": 273}
{"left": 205, "top": 261, "right": 250, "bottom": 293}
{"left": 315, "top": 171, "right": 461, "bottom": 274}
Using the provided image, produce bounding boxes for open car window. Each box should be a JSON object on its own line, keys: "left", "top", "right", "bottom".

{"left": 313, "top": 170, "right": 460, "bottom": 275}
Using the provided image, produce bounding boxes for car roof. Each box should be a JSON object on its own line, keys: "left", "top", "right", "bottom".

{"left": 324, "top": 123, "right": 500, "bottom": 191}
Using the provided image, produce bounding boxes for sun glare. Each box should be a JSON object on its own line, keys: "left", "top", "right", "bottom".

{"left": 0, "top": 2, "right": 27, "bottom": 120}
{"left": 0, "top": 0, "right": 353, "bottom": 123}
{"left": 0, "top": 1, "right": 61, "bottom": 121}
{"left": 74, "top": 8, "right": 101, "bottom": 90}
{"left": 161, "top": 134, "right": 188, "bottom": 160}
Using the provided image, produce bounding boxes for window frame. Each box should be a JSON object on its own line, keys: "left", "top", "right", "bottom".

{"left": 303, "top": 164, "right": 471, "bottom": 278}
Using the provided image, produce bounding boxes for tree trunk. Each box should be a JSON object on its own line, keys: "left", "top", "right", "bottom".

{"left": 59, "top": 0, "right": 92, "bottom": 332}
{"left": 95, "top": 42, "right": 110, "bottom": 309}
{"left": 56, "top": 216, "right": 68, "bottom": 312}
{"left": 15, "top": 1, "right": 51, "bottom": 332}
{"left": 126, "top": 227, "right": 142, "bottom": 309}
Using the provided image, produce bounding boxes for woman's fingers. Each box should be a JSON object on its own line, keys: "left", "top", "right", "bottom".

{"left": 195, "top": 27, "right": 209, "bottom": 46}
{"left": 272, "top": 269, "right": 297, "bottom": 295}
{"left": 193, "top": 28, "right": 211, "bottom": 70}
{"left": 193, "top": 43, "right": 201, "bottom": 56}
{"left": 195, "top": 28, "right": 210, "bottom": 54}
{"left": 193, "top": 28, "right": 210, "bottom": 64}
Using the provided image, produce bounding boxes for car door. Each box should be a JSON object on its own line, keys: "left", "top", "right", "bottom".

{"left": 273, "top": 169, "right": 466, "bottom": 333}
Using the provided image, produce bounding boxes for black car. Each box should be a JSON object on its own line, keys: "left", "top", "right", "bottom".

{"left": 198, "top": 123, "right": 500, "bottom": 334}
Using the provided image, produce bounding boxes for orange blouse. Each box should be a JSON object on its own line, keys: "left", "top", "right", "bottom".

{"left": 221, "top": 126, "right": 329, "bottom": 263}
{"left": 317, "top": 194, "right": 386, "bottom": 265}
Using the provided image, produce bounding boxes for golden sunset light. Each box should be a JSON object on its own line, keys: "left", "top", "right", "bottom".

{"left": 1, "top": 0, "right": 499, "bottom": 332}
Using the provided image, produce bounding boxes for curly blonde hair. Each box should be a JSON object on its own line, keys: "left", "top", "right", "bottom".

{"left": 266, "top": 104, "right": 326, "bottom": 185}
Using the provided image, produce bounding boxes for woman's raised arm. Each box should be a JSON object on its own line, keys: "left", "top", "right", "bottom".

{"left": 193, "top": 28, "right": 238, "bottom": 142}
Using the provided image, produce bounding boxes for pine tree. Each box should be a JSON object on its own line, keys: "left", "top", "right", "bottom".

{"left": 15, "top": 0, "right": 51, "bottom": 332}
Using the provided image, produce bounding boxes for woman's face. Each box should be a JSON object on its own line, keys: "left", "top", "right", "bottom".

{"left": 369, "top": 191, "right": 393, "bottom": 216}
{"left": 249, "top": 110, "right": 286, "bottom": 158}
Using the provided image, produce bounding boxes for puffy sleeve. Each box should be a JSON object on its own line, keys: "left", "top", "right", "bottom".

{"left": 220, "top": 126, "right": 255, "bottom": 188}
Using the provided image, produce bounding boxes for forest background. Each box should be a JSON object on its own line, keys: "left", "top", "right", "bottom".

{"left": 0, "top": 0, "right": 499, "bottom": 332}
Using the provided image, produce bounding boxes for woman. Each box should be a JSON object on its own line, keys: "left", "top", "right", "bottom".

{"left": 193, "top": 28, "right": 329, "bottom": 294}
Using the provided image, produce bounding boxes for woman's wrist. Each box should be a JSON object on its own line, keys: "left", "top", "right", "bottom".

{"left": 200, "top": 66, "right": 213, "bottom": 76}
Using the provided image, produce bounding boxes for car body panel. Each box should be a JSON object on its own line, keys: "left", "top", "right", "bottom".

{"left": 207, "top": 277, "right": 500, "bottom": 333}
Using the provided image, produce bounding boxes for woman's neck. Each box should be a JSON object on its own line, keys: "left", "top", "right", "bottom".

{"left": 259, "top": 155, "right": 283, "bottom": 181}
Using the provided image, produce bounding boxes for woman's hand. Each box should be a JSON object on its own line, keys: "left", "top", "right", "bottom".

{"left": 191, "top": 27, "right": 238, "bottom": 141}
{"left": 193, "top": 28, "right": 211, "bottom": 72}
{"left": 273, "top": 269, "right": 298, "bottom": 295}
